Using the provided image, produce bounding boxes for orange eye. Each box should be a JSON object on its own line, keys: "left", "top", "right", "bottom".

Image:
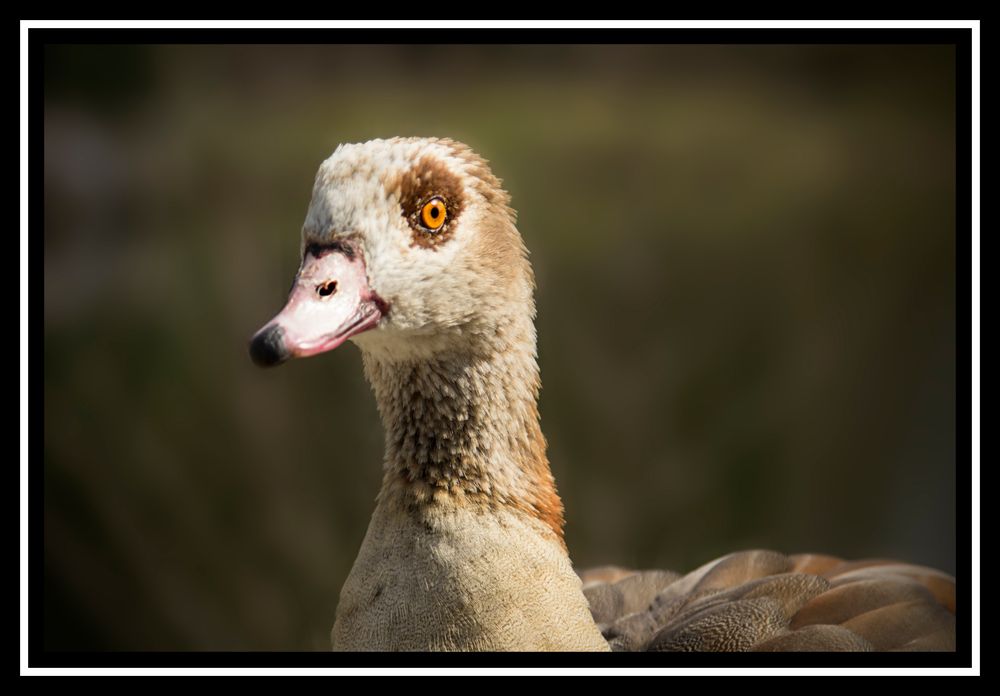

{"left": 420, "top": 197, "right": 447, "bottom": 232}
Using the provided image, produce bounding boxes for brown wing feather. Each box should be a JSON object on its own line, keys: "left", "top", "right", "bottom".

{"left": 580, "top": 550, "right": 955, "bottom": 652}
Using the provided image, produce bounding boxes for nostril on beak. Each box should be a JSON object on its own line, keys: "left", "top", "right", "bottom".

{"left": 249, "top": 324, "right": 289, "bottom": 367}
{"left": 317, "top": 280, "right": 338, "bottom": 297}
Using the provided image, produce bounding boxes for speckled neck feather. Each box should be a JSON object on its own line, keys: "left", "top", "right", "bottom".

{"left": 362, "top": 316, "right": 566, "bottom": 545}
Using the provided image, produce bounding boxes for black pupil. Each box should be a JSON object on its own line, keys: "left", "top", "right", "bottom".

{"left": 430, "top": 206, "right": 440, "bottom": 218}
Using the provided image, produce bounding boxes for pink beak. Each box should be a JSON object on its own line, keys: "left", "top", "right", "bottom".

{"left": 249, "top": 244, "right": 384, "bottom": 367}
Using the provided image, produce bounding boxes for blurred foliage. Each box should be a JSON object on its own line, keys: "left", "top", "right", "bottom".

{"left": 42, "top": 43, "right": 957, "bottom": 650}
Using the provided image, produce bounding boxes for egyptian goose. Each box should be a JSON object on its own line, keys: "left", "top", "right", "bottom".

{"left": 249, "top": 137, "right": 956, "bottom": 652}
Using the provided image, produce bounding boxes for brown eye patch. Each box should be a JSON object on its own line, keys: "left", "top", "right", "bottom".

{"left": 388, "top": 155, "right": 466, "bottom": 249}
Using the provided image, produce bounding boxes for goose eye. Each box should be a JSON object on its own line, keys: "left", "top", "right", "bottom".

{"left": 420, "top": 197, "right": 447, "bottom": 232}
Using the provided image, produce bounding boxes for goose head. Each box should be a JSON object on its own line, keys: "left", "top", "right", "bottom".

{"left": 249, "top": 137, "right": 533, "bottom": 367}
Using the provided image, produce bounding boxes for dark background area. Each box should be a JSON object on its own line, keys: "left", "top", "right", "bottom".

{"left": 42, "top": 42, "right": 957, "bottom": 651}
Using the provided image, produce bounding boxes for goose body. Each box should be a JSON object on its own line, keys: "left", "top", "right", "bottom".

{"left": 249, "top": 137, "right": 955, "bottom": 652}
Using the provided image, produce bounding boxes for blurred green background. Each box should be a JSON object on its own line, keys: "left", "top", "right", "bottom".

{"left": 42, "top": 43, "right": 957, "bottom": 651}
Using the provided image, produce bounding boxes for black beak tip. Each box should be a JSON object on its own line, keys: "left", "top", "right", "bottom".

{"left": 249, "top": 325, "right": 289, "bottom": 368}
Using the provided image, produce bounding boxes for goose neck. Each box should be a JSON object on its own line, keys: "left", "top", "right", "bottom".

{"left": 360, "top": 332, "right": 565, "bottom": 542}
